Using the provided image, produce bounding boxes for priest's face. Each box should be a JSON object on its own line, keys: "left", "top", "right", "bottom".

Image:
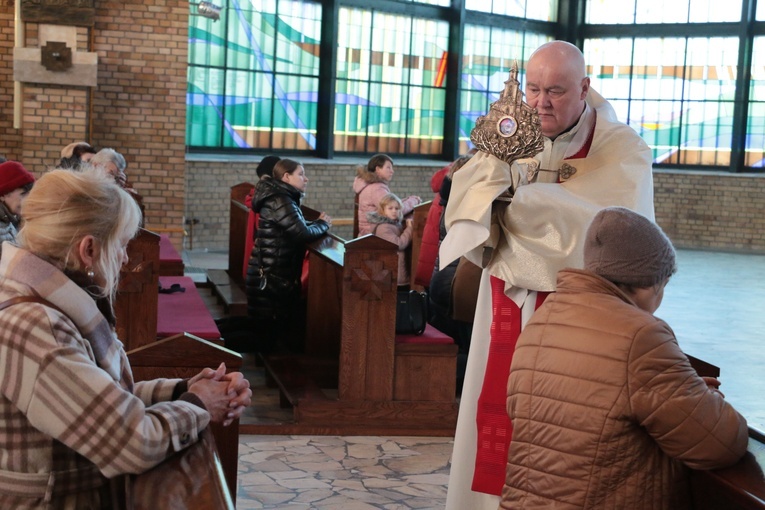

{"left": 525, "top": 47, "right": 590, "bottom": 139}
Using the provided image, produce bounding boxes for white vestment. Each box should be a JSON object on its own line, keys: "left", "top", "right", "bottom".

{"left": 442, "top": 89, "right": 655, "bottom": 510}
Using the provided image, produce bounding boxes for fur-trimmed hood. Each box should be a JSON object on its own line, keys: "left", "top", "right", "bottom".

{"left": 366, "top": 211, "right": 401, "bottom": 227}
{"left": 353, "top": 165, "right": 388, "bottom": 194}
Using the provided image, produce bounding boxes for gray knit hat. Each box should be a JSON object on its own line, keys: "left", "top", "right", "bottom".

{"left": 584, "top": 207, "right": 677, "bottom": 287}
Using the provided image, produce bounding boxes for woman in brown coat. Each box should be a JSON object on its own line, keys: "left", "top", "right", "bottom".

{"left": 501, "top": 207, "right": 748, "bottom": 509}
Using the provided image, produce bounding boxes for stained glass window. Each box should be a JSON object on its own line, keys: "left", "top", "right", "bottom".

{"left": 405, "top": 0, "right": 450, "bottom": 5}
{"left": 465, "top": 0, "right": 557, "bottom": 21}
{"left": 187, "top": 0, "right": 322, "bottom": 150}
{"left": 334, "top": 8, "right": 449, "bottom": 155}
{"left": 748, "top": 37, "right": 765, "bottom": 167}
{"left": 585, "top": 37, "right": 739, "bottom": 166}
{"left": 586, "top": 0, "right": 743, "bottom": 23}
{"left": 459, "top": 26, "right": 550, "bottom": 154}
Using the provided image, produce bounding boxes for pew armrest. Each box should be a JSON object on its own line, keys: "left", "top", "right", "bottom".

{"left": 128, "top": 428, "right": 234, "bottom": 510}
{"left": 690, "top": 429, "right": 765, "bottom": 510}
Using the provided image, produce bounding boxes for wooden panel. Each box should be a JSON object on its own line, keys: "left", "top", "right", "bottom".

{"left": 115, "top": 228, "right": 160, "bottom": 352}
{"left": 410, "top": 200, "right": 431, "bottom": 291}
{"left": 127, "top": 333, "right": 242, "bottom": 501}
{"left": 340, "top": 235, "right": 397, "bottom": 401}
{"left": 304, "top": 242, "right": 344, "bottom": 358}
{"left": 690, "top": 431, "right": 765, "bottom": 510}
{"left": 228, "top": 182, "right": 254, "bottom": 285}
{"left": 129, "top": 428, "right": 234, "bottom": 510}
{"left": 394, "top": 342, "right": 458, "bottom": 402}
{"left": 293, "top": 399, "right": 458, "bottom": 430}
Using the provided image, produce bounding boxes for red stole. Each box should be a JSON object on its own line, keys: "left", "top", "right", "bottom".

{"left": 471, "top": 276, "right": 549, "bottom": 495}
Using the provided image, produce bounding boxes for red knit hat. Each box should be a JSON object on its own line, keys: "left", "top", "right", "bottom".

{"left": 0, "top": 161, "right": 36, "bottom": 197}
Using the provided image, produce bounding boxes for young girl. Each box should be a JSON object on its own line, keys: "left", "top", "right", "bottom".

{"left": 367, "top": 193, "right": 414, "bottom": 286}
{"left": 353, "top": 154, "right": 421, "bottom": 236}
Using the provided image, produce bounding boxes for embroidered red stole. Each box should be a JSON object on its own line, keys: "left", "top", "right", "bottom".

{"left": 471, "top": 276, "right": 549, "bottom": 495}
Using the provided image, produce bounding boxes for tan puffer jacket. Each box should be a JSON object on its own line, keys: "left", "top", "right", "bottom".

{"left": 501, "top": 269, "right": 749, "bottom": 510}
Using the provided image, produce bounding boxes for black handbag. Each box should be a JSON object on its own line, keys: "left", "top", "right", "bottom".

{"left": 395, "top": 289, "right": 428, "bottom": 335}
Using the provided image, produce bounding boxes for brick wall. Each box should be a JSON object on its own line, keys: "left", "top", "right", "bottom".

{"left": 185, "top": 158, "right": 447, "bottom": 249}
{"left": 91, "top": 0, "right": 188, "bottom": 246}
{"left": 187, "top": 159, "right": 765, "bottom": 255}
{"left": 1, "top": 0, "right": 187, "bottom": 247}
{"left": 0, "top": 2, "right": 22, "bottom": 159}
{"left": 654, "top": 169, "right": 765, "bottom": 252}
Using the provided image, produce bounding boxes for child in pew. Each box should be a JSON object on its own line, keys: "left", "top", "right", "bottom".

{"left": 367, "top": 193, "right": 414, "bottom": 286}
{"left": 0, "top": 166, "right": 252, "bottom": 509}
{"left": 353, "top": 153, "right": 421, "bottom": 236}
{"left": 245, "top": 158, "right": 331, "bottom": 354}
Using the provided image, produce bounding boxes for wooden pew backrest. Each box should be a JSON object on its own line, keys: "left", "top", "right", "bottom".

{"left": 410, "top": 200, "right": 432, "bottom": 291}
{"left": 115, "top": 228, "right": 160, "bottom": 352}
{"left": 339, "top": 234, "right": 399, "bottom": 401}
{"left": 129, "top": 428, "right": 234, "bottom": 510}
{"left": 228, "top": 182, "right": 255, "bottom": 285}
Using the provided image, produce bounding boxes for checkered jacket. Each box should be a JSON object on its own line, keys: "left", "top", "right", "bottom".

{"left": 0, "top": 245, "right": 210, "bottom": 509}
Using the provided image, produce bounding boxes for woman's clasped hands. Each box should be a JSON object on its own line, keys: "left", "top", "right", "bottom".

{"left": 188, "top": 363, "right": 252, "bottom": 427}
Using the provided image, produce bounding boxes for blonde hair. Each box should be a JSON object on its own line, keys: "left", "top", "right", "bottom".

{"left": 17, "top": 166, "right": 141, "bottom": 301}
{"left": 376, "top": 193, "right": 403, "bottom": 221}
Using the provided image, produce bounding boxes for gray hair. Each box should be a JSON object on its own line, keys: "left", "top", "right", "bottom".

{"left": 91, "top": 148, "right": 127, "bottom": 172}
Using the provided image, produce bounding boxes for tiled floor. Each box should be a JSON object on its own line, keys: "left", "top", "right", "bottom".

{"left": 184, "top": 247, "right": 765, "bottom": 509}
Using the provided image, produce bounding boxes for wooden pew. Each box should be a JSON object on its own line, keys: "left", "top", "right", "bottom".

{"left": 207, "top": 182, "right": 254, "bottom": 317}
{"left": 127, "top": 333, "right": 242, "bottom": 504}
{"left": 115, "top": 228, "right": 160, "bottom": 352}
{"left": 115, "top": 229, "right": 221, "bottom": 352}
{"left": 157, "top": 275, "right": 222, "bottom": 344}
{"left": 409, "top": 200, "right": 431, "bottom": 291}
{"left": 254, "top": 234, "right": 458, "bottom": 436}
{"left": 684, "top": 357, "right": 765, "bottom": 509}
{"left": 158, "top": 233, "right": 185, "bottom": 276}
{"left": 128, "top": 428, "right": 234, "bottom": 510}
{"left": 690, "top": 427, "right": 765, "bottom": 509}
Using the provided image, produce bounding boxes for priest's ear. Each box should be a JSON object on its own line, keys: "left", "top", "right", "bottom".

{"left": 580, "top": 77, "right": 591, "bottom": 100}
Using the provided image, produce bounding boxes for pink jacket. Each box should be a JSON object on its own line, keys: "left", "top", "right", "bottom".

{"left": 353, "top": 167, "right": 419, "bottom": 237}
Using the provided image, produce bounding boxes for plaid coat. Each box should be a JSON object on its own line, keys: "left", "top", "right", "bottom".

{"left": 0, "top": 245, "right": 210, "bottom": 509}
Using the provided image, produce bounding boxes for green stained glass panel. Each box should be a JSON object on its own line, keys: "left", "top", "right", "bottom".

{"left": 586, "top": 0, "right": 637, "bottom": 23}
{"left": 465, "top": 0, "right": 556, "bottom": 21}
{"left": 406, "top": 0, "right": 449, "bottom": 5}
{"left": 274, "top": 1, "right": 321, "bottom": 75}
{"left": 583, "top": 38, "right": 634, "bottom": 99}
{"left": 336, "top": 8, "right": 372, "bottom": 82}
{"left": 226, "top": 4, "right": 276, "bottom": 71}
{"left": 586, "top": 36, "right": 738, "bottom": 165}
{"left": 187, "top": 67, "right": 225, "bottom": 147}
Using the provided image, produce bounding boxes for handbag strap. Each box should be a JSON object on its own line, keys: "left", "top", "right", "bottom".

{"left": 0, "top": 295, "right": 66, "bottom": 316}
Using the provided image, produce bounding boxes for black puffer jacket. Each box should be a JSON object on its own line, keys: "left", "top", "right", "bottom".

{"left": 245, "top": 178, "right": 329, "bottom": 317}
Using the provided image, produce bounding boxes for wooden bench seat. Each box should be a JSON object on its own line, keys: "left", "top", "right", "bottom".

{"left": 207, "top": 269, "right": 248, "bottom": 317}
{"left": 206, "top": 183, "right": 253, "bottom": 316}
{"left": 158, "top": 233, "right": 185, "bottom": 276}
{"left": 157, "top": 276, "right": 222, "bottom": 343}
